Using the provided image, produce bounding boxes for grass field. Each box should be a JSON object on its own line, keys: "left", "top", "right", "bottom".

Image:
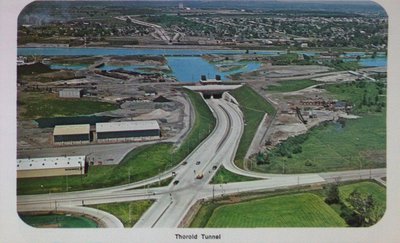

{"left": 211, "top": 166, "right": 258, "bottom": 184}
{"left": 256, "top": 113, "right": 385, "bottom": 173}
{"left": 89, "top": 200, "right": 153, "bottom": 227}
{"left": 190, "top": 181, "right": 384, "bottom": 228}
{"left": 197, "top": 193, "right": 347, "bottom": 227}
{"left": 339, "top": 181, "right": 386, "bottom": 210}
{"left": 265, "top": 79, "right": 320, "bottom": 92}
{"left": 324, "top": 81, "right": 386, "bottom": 114}
{"left": 229, "top": 85, "right": 276, "bottom": 169}
{"left": 256, "top": 81, "right": 386, "bottom": 173}
{"left": 19, "top": 213, "right": 98, "bottom": 228}
{"left": 18, "top": 92, "right": 118, "bottom": 120}
{"left": 17, "top": 89, "right": 216, "bottom": 195}
{"left": 328, "top": 61, "right": 361, "bottom": 71}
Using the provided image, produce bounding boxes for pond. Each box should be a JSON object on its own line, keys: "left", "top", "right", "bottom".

{"left": 19, "top": 213, "right": 99, "bottom": 228}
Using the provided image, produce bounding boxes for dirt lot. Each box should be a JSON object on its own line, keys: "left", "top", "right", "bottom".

{"left": 17, "top": 55, "right": 190, "bottom": 164}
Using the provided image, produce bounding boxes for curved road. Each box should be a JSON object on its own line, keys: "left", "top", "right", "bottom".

{"left": 17, "top": 97, "right": 386, "bottom": 228}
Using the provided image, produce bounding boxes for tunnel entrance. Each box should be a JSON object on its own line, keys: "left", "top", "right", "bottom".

{"left": 202, "top": 92, "right": 223, "bottom": 99}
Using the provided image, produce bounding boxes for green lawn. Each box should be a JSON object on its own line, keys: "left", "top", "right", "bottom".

{"left": 89, "top": 200, "right": 153, "bottom": 227}
{"left": 266, "top": 79, "right": 320, "bottom": 92}
{"left": 19, "top": 213, "right": 98, "bottom": 228}
{"left": 211, "top": 166, "right": 258, "bottom": 184}
{"left": 200, "top": 193, "right": 347, "bottom": 227}
{"left": 17, "top": 89, "right": 216, "bottom": 195}
{"left": 229, "top": 85, "right": 276, "bottom": 169}
{"left": 18, "top": 92, "right": 118, "bottom": 120}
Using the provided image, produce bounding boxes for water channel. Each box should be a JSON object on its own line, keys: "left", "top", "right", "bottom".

{"left": 18, "top": 47, "right": 387, "bottom": 82}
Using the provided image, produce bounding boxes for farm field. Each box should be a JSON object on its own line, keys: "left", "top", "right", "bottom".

{"left": 89, "top": 200, "right": 153, "bottom": 227}
{"left": 201, "top": 193, "right": 347, "bottom": 227}
{"left": 190, "top": 181, "right": 385, "bottom": 227}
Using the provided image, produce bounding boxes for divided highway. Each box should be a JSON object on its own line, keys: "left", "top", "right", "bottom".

{"left": 17, "top": 97, "right": 386, "bottom": 228}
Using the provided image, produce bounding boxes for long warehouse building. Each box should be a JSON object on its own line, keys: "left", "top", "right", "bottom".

{"left": 53, "top": 124, "right": 90, "bottom": 145}
{"left": 95, "top": 120, "right": 160, "bottom": 143}
{"left": 17, "top": 156, "right": 86, "bottom": 179}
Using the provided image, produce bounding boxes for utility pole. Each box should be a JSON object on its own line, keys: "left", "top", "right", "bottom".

{"left": 129, "top": 203, "right": 131, "bottom": 225}
{"left": 158, "top": 169, "right": 161, "bottom": 186}
{"left": 297, "top": 176, "right": 300, "bottom": 191}
{"left": 212, "top": 185, "right": 215, "bottom": 201}
{"left": 369, "top": 165, "right": 372, "bottom": 179}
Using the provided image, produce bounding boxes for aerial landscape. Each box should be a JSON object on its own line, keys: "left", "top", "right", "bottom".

{"left": 16, "top": 0, "right": 387, "bottom": 230}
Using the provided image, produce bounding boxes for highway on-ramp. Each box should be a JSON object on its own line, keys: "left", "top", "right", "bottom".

{"left": 17, "top": 97, "right": 386, "bottom": 228}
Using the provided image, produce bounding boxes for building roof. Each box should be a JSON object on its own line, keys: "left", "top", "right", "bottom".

{"left": 17, "top": 156, "right": 85, "bottom": 171}
{"left": 53, "top": 124, "right": 90, "bottom": 136}
{"left": 96, "top": 120, "right": 160, "bottom": 133}
{"left": 59, "top": 88, "right": 83, "bottom": 92}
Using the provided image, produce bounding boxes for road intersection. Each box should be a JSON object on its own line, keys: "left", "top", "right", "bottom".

{"left": 17, "top": 97, "right": 386, "bottom": 228}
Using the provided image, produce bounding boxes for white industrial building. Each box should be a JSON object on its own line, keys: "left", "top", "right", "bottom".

{"left": 95, "top": 120, "right": 160, "bottom": 143}
{"left": 53, "top": 124, "right": 90, "bottom": 145}
{"left": 59, "top": 88, "right": 83, "bottom": 98}
{"left": 17, "top": 156, "right": 86, "bottom": 179}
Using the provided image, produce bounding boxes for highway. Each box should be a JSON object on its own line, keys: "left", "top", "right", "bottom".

{"left": 115, "top": 16, "right": 171, "bottom": 42}
{"left": 16, "top": 97, "right": 386, "bottom": 228}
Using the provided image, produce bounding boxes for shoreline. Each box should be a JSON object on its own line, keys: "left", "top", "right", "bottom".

{"left": 17, "top": 43, "right": 379, "bottom": 54}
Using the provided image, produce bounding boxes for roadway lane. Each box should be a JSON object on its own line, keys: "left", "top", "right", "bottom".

{"left": 134, "top": 99, "right": 237, "bottom": 228}
{"left": 17, "top": 95, "right": 387, "bottom": 228}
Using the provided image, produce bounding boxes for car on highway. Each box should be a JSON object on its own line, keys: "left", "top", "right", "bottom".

{"left": 173, "top": 180, "right": 179, "bottom": 185}
{"left": 196, "top": 161, "right": 201, "bottom": 165}
{"left": 182, "top": 161, "right": 188, "bottom": 165}
{"left": 196, "top": 173, "right": 203, "bottom": 179}
{"left": 212, "top": 165, "right": 218, "bottom": 170}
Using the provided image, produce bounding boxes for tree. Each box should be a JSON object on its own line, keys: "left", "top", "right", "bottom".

{"left": 346, "top": 190, "right": 384, "bottom": 226}
{"left": 325, "top": 183, "right": 340, "bottom": 204}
